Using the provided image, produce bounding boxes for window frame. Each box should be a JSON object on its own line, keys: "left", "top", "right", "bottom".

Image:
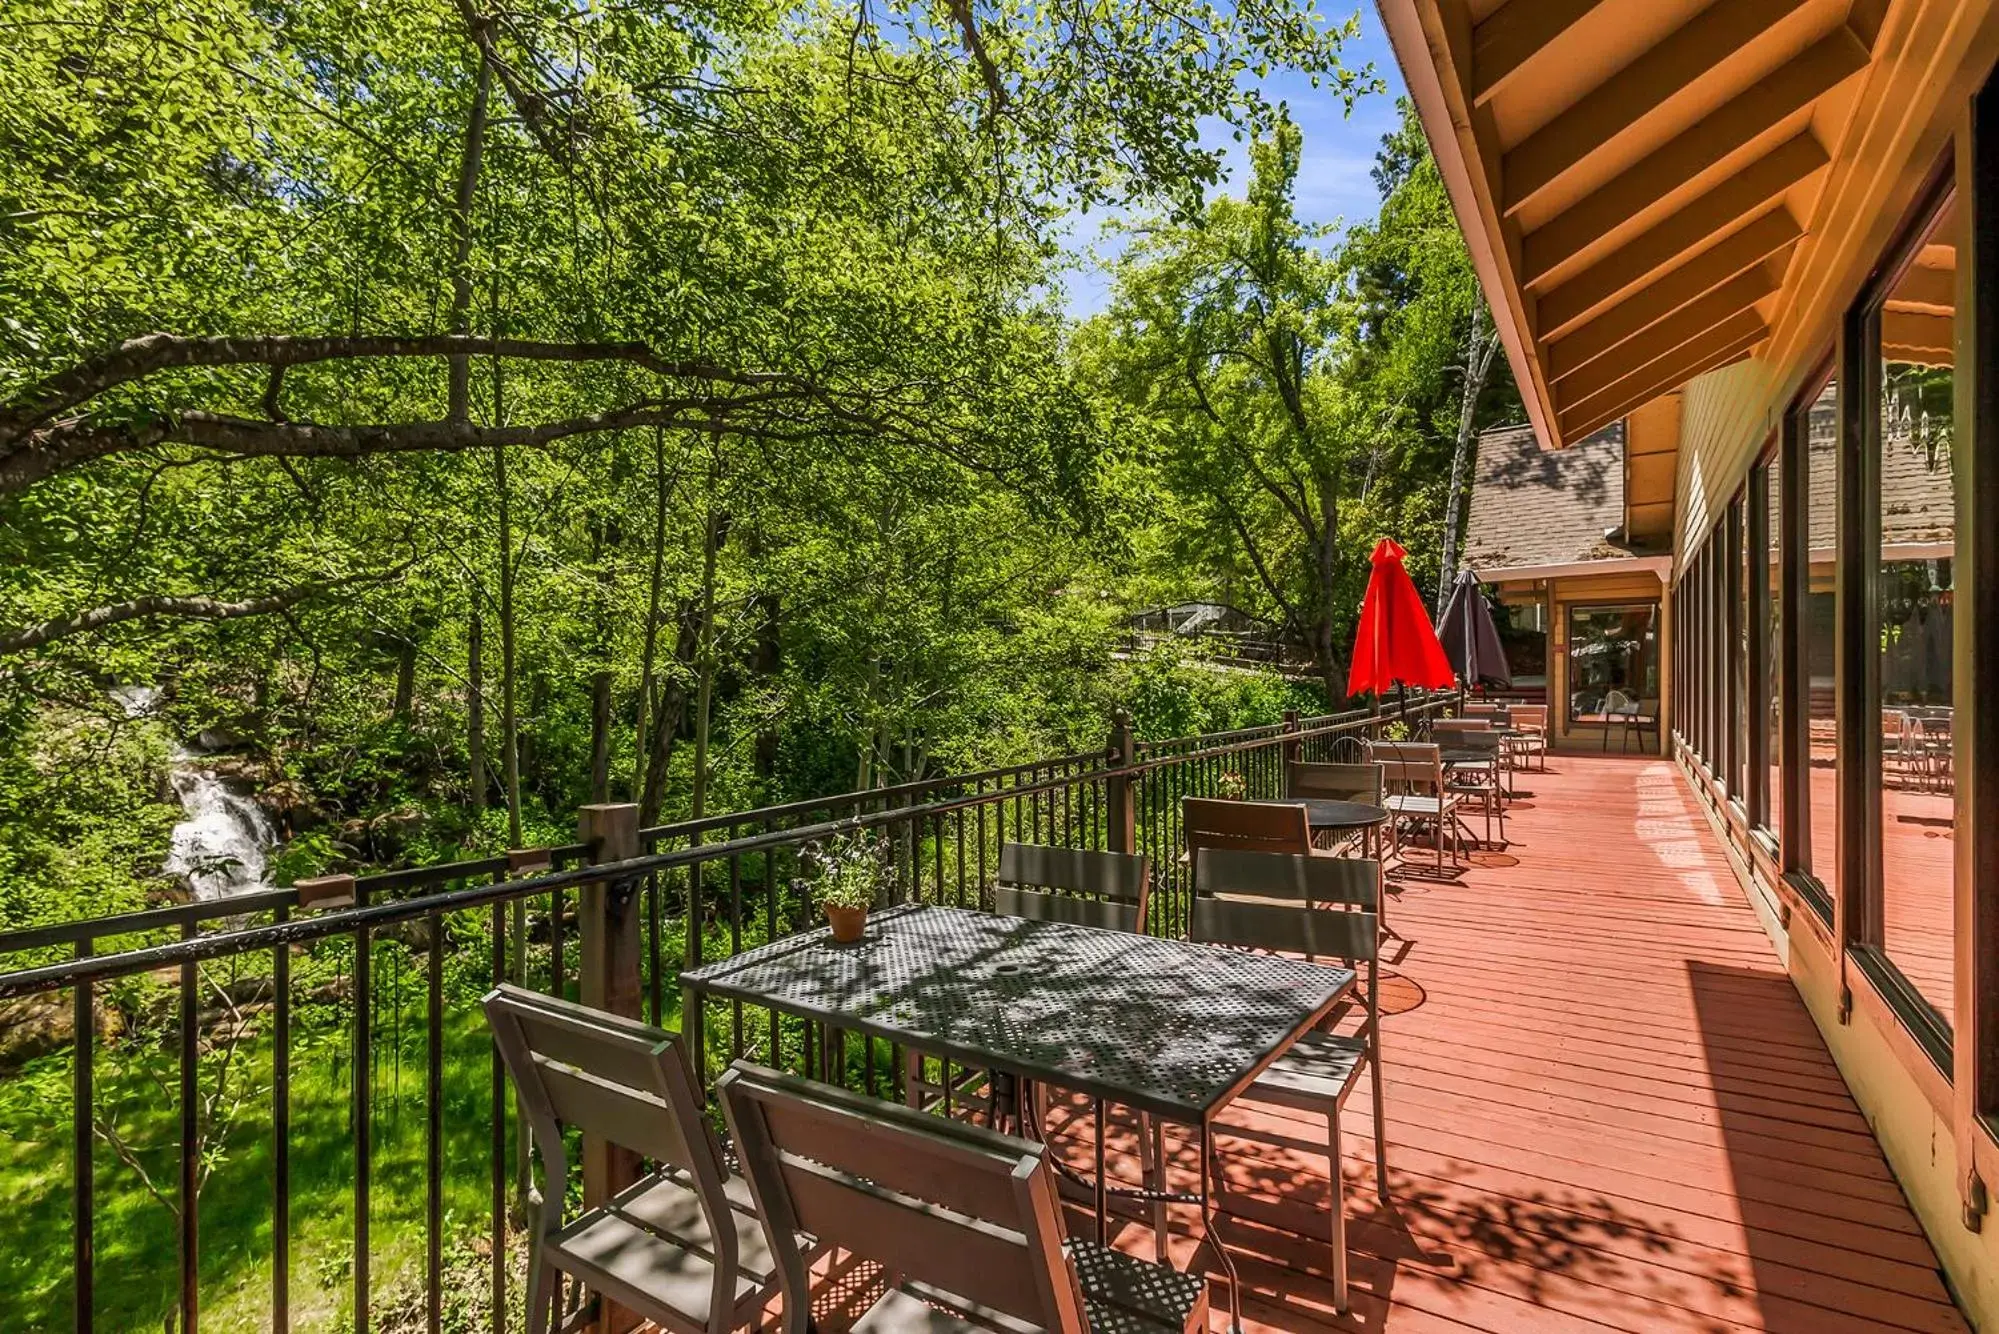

{"left": 1747, "top": 444, "right": 1776, "bottom": 839}
{"left": 1782, "top": 360, "right": 1835, "bottom": 925}
{"left": 1841, "top": 152, "right": 1957, "bottom": 1075}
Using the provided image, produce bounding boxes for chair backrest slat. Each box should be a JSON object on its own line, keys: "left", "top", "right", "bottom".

{"left": 720, "top": 1062, "right": 1086, "bottom": 1333}
{"left": 774, "top": 1158, "right": 1045, "bottom": 1315}
{"left": 997, "top": 843, "right": 1147, "bottom": 901}
{"left": 1182, "top": 797, "right": 1311, "bottom": 857}
{"left": 1191, "top": 896, "right": 1377, "bottom": 961}
{"left": 532, "top": 1056, "right": 695, "bottom": 1166}
{"left": 1286, "top": 761, "right": 1381, "bottom": 804}
{"left": 1366, "top": 741, "right": 1444, "bottom": 796}
{"left": 994, "top": 886, "right": 1142, "bottom": 932}
{"left": 1510, "top": 703, "right": 1548, "bottom": 730}
{"left": 995, "top": 843, "right": 1150, "bottom": 933}
{"left": 1195, "top": 847, "right": 1378, "bottom": 910}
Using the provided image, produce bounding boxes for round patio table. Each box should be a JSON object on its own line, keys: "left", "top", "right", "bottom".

{"left": 1277, "top": 797, "right": 1391, "bottom": 865}
{"left": 1278, "top": 797, "right": 1390, "bottom": 834}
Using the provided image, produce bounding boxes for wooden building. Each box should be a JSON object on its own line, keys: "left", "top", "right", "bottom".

{"left": 1380, "top": 0, "right": 1999, "bottom": 1322}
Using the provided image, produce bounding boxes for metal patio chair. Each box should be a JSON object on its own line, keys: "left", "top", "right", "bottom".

{"left": 483, "top": 984, "right": 783, "bottom": 1334}
{"left": 992, "top": 842, "right": 1152, "bottom": 932}
{"left": 1439, "top": 726, "right": 1506, "bottom": 848}
{"left": 718, "top": 1060, "right": 1209, "bottom": 1334}
{"left": 910, "top": 843, "right": 1153, "bottom": 1150}
{"left": 1191, "top": 848, "right": 1385, "bottom": 1314}
{"left": 1287, "top": 760, "right": 1385, "bottom": 857}
{"left": 1506, "top": 703, "right": 1549, "bottom": 771}
{"left": 1183, "top": 795, "right": 1315, "bottom": 861}
{"left": 1365, "top": 740, "right": 1462, "bottom": 872}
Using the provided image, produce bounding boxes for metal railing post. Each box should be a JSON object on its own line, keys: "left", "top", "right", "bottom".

{"left": 1105, "top": 711, "right": 1137, "bottom": 856}
{"left": 576, "top": 802, "right": 642, "bottom": 1334}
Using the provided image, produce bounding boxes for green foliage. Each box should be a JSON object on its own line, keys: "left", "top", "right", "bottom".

{"left": 808, "top": 833, "right": 894, "bottom": 911}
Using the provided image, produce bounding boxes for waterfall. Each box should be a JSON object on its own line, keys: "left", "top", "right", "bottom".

{"left": 115, "top": 686, "right": 278, "bottom": 900}
{"left": 164, "top": 762, "right": 277, "bottom": 900}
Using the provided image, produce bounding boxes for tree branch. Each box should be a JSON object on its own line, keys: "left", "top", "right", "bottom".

{"left": 0, "top": 569, "right": 396, "bottom": 655}
{"left": 0, "top": 332, "right": 798, "bottom": 445}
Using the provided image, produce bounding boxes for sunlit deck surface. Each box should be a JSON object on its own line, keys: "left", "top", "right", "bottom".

{"left": 993, "top": 754, "right": 1969, "bottom": 1334}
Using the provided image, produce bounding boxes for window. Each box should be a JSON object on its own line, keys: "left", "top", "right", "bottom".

{"left": 1754, "top": 452, "right": 1781, "bottom": 835}
{"left": 1568, "top": 604, "right": 1659, "bottom": 730}
{"left": 1800, "top": 377, "right": 1838, "bottom": 898}
{"left": 1730, "top": 494, "right": 1749, "bottom": 798}
{"left": 1495, "top": 599, "right": 1548, "bottom": 689}
{"left": 1869, "top": 182, "right": 1959, "bottom": 1032}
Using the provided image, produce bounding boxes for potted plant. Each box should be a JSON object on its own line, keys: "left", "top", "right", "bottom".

{"left": 812, "top": 832, "right": 890, "bottom": 944}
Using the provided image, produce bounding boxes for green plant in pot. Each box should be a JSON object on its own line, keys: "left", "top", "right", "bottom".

{"left": 812, "top": 832, "right": 893, "bottom": 943}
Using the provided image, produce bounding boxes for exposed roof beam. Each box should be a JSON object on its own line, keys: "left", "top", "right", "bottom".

{"left": 1539, "top": 206, "right": 1800, "bottom": 340}
{"left": 1558, "top": 306, "right": 1768, "bottom": 422}
{"left": 1561, "top": 330, "right": 1766, "bottom": 441}
{"left": 1512, "top": 29, "right": 1867, "bottom": 281}
{"left": 1550, "top": 265, "right": 1779, "bottom": 390}
{"left": 1886, "top": 265, "right": 1956, "bottom": 312}
{"left": 1521, "top": 130, "right": 1826, "bottom": 292}
{"left": 1502, "top": 0, "right": 1814, "bottom": 218}
{"left": 1470, "top": 0, "right": 1609, "bottom": 107}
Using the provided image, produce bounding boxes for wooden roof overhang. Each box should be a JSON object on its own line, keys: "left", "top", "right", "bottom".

{"left": 1375, "top": 0, "right": 1999, "bottom": 459}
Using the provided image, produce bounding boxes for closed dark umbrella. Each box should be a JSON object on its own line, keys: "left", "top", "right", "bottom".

{"left": 1436, "top": 568, "right": 1512, "bottom": 689}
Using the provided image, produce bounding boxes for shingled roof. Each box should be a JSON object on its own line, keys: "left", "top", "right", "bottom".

{"left": 1462, "top": 422, "right": 1652, "bottom": 574}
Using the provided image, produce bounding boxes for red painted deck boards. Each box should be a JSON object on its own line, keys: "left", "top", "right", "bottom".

{"left": 1049, "top": 755, "right": 1969, "bottom": 1333}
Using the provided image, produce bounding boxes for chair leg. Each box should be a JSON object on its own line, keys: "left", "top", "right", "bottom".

{"left": 1328, "top": 1107, "right": 1349, "bottom": 1315}
{"left": 1138, "top": 1112, "right": 1169, "bottom": 1262}
{"left": 525, "top": 1257, "right": 556, "bottom": 1334}
{"left": 1370, "top": 1057, "right": 1388, "bottom": 1204}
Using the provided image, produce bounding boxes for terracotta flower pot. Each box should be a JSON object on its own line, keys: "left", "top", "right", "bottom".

{"left": 825, "top": 903, "right": 868, "bottom": 944}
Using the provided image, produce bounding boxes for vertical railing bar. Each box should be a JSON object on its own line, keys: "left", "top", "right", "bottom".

{"left": 426, "top": 908, "right": 444, "bottom": 1334}
{"left": 74, "top": 940, "right": 94, "bottom": 1334}
{"left": 549, "top": 885, "right": 565, "bottom": 1001}
{"left": 489, "top": 899, "right": 506, "bottom": 1334}
{"left": 353, "top": 888, "right": 372, "bottom": 1334}
{"left": 648, "top": 870, "right": 663, "bottom": 1025}
{"left": 273, "top": 905, "right": 290, "bottom": 1334}
{"left": 179, "top": 920, "right": 199, "bottom": 1334}
{"left": 729, "top": 847, "right": 744, "bottom": 1059}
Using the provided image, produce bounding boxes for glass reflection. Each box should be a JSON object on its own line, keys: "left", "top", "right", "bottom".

{"left": 1876, "top": 194, "right": 1957, "bottom": 1029}
{"left": 1803, "top": 380, "right": 1837, "bottom": 896}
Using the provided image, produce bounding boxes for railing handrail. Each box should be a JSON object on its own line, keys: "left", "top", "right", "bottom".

{"left": 0, "top": 700, "right": 1449, "bottom": 996}
{"left": 637, "top": 748, "right": 1109, "bottom": 845}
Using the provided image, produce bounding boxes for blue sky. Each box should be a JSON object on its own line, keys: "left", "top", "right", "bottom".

{"left": 1061, "top": 5, "right": 1408, "bottom": 317}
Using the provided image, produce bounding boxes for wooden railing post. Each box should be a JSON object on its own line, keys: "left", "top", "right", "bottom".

{"left": 1282, "top": 708, "right": 1301, "bottom": 769}
{"left": 575, "top": 802, "right": 642, "bottom": 1333}
{"left": 1105, "top": 711, "right": 1137, "bottom": 856}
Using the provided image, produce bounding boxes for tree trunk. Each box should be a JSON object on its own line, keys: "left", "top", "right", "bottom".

{"left": 638, "top": 606, "right": 697, "bottom": 827}
{"left": 632, "top": 425, "right": 670, "bottom": 801}
{"left": 1438, "top": 305, "right": 1501, "bottom": 608}
{"left": 447, "top": 62, "right": 491, "bottom": 421}
{"left": 392, "top": 638, "right": 417, "bottom": 721}
{"left": 468, "top": 607, "right": 486, "bottom": 816}
{"left": 589, "top": 670, "right": 612, "bottom": 803}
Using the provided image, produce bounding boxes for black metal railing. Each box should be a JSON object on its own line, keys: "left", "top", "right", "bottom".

{"left": 0, "top": 694, "right": 1449, "bottom": 1334}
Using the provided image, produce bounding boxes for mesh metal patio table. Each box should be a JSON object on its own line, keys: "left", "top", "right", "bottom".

{"left": 681, "top": 902, "right": 1354, "bottom": 1331}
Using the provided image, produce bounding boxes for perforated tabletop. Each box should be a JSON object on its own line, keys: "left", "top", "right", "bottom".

{"left": 683, "top": 904, "right": 1353, "bottom": 1121}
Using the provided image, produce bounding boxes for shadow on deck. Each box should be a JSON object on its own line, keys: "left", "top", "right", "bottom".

{"left": 1007, "top": 755, "right": 1969, "bottom": 1334}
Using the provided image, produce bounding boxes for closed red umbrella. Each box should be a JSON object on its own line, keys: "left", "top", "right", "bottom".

{"left": 1347, "top": 538, "right": 1455, "bottom": 697}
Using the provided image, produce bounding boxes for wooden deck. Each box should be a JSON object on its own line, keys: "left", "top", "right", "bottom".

{"left": 1040, "top": 754, "right": 1968, "bottom": 1334}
